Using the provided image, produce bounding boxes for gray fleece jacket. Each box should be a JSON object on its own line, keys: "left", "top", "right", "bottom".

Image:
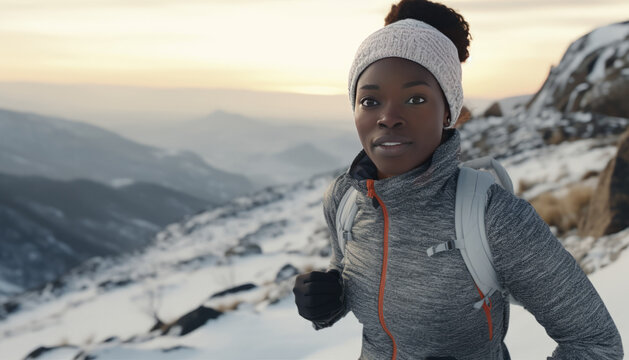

{"left": 318, "top": 129, "right": 623, "bottom": 360}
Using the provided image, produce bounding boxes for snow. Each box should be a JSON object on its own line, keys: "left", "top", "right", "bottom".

{"left": 0, "top": 279, "right": 22, "bottom": 296}
{"left": 587, "top": 47, "right": 616, "bottom": 82}
{"left": 110, "top": 178, "right": 135, "bottom": 188}
{"left": 579, "top": 23, "right": 629, "bottom": 59}
{"left": 11, "top": 245, "right": 629, "bottom": 360}
{"left": 501, "top": 138, "right": 616, "bottom": 199}
{"left": 559, "top": 23, "right": 629, "bottom": 87}
{"left": 566, "top": 82, "right": 590, "bottom": 112}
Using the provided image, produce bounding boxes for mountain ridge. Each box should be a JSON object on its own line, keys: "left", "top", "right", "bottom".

{"left": 0, "top": 172, "right": 211, "bottom": 294}
{"left": 0, "top": 107, "right": 253, "bottom": 203}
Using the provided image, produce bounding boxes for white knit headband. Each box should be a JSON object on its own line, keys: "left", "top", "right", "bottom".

{"left": 348, "top": 18, "right": 463, "bottom": 127}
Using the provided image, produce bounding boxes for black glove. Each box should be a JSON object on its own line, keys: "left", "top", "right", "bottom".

{"left": 293, "top": 269, "right": 344, "bottom": 322}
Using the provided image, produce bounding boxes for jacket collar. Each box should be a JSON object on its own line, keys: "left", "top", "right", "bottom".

{"left": 345, "top": 128, "right": 461, "bottom": 201}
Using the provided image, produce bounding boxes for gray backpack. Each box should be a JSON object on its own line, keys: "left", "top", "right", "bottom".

{"left": 335, "top": 156, "right": 519, "bottom": 311}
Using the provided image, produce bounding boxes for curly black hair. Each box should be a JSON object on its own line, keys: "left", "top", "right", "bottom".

{"left": 385, "top": 0, "right": 471, "bottom": 63}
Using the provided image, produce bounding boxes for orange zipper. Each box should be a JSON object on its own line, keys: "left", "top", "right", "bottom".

{"left": 474, "top": 284, "right": 494, "bottom": 340}
{"left": 367, "top": 179, "right": 398, "bottom": 360}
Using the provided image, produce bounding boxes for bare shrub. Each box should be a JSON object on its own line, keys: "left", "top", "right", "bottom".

{"left": 530, "top": 186, "right": 594, "bottom": 235}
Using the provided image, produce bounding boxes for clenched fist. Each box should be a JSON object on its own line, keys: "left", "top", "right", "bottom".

{"left": 293, "top": 269, "right": 344, "bottom": 322}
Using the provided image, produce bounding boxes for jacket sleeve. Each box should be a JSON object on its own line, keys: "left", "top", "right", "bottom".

{"left": 485, "top": 184, "right": 623, "bottom": 359}
{"left": 322, "top": 177, "right": 347, "bottom": 274}
{"left": 311, "top": 176, "right": 350, "bottom": 330}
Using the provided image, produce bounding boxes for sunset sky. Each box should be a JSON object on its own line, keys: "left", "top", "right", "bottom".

{"left": 1, "top": 0, "right": 628, "bottom": 99}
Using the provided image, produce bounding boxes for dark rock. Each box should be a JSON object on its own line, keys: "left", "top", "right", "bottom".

{"left": 275, "top": 264, "right": 299, "bottom": 283}
{"left": 163, "top": 306, "right": 222, "bottom": 336}
{"left": 162, "top": 345, "right": 192, "bottom": 353}
{"left": 527, "top": 21, "right": 629, "bottom": 119}
{"left": 2, "top": 300, "right": 19, "bottom": 315}
{"left": 97, "top": 278, "right": 132, "bottom": 291}
{"left": 24, "top": 345, "right": 77, "bottom": 359}
{"left": 210, "top": 283, "right": 257, "bottom": 299}
{"left": 149, "top": 318, "right": 165, "bottom": 332}
{"left": 539, "top": 112, "right": 628, "bottom": 146}
{"left": 483, "top": 102, "right": 503, "bottom": 117}
{"left": 579, "top": 127, "right": 629, "bottom": 237}
{"left": 318, "top": 245, "right": 332, "bottom": 257}
{"left": 225, "top": 243, "right": 262, "bottom": 257}
{"left": 103, "top": 336, "right": 119, "bottom": 343}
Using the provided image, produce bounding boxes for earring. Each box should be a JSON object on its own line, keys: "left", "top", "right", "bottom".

{"left": 444, "top": 117, "right": 451, "bottom": 128}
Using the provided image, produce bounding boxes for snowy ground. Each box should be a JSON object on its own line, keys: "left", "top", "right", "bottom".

{"left": 15, "top": 245, "right": 629, "bottom": 360}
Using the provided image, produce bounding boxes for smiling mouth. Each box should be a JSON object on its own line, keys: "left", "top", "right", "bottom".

{"left": 374, "top": 141, "right": 412, "bottom": 148}
{"left": 379, "top": 142, "right": 405, "bottom": 147}
{"left": 373, "top": 141, "right": 412, "bottom": 156}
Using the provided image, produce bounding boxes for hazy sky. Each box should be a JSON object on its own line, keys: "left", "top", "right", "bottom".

{"left": 1, "top": 0, "right": 628, "bottom": 99}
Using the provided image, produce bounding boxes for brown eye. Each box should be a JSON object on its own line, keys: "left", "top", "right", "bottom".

{"left": 360, "top": 97, "right": 379, "bottom": 107}
{"left": 407, "top": 96, "right": 425, "bottom": 104}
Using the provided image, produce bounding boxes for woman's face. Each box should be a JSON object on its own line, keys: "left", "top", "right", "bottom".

{"left": 354, "top": 57, "right": 449, "bottom": 179}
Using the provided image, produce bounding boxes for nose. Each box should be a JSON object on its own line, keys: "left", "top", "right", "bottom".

{"left": 377, "top": 103, "right": 404, "bottom": 129}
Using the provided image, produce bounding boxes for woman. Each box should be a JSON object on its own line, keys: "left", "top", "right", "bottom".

{"left": 293, "top": 1, "right": 623, "bottom": 359}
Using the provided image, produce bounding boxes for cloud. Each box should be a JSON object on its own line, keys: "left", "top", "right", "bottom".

{"left": 1, "top": 0, "right": 291, "bottom": 10}
{"left": 449, "top": 0, "right": 627, "bottom": 11}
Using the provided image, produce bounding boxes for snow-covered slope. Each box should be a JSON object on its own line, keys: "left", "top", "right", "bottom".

{"left": 0, "top": 174, "right": 210, "bottom": 296}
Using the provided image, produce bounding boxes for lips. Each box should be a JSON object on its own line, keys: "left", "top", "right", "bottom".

{"left": 372, "top": 135, "right": 413, "bottom": 147}
{"left": 372, "top": 134, "right": 413, "bottom": 157}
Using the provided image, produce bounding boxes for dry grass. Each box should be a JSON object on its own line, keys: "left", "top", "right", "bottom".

{"left": 453, "top": 106, "right": 472, "bottom": 128}
{"left": 530, "top": 185, "right": 594, "bottom": 235}
{"left": 215, "top": 301, "right": 242, "bottom": 312}
{"left": 517, "top": 178, "right": 539, "bottom": 196}
{"left": 581, "top": 170, "right": 600, "bottom": 181}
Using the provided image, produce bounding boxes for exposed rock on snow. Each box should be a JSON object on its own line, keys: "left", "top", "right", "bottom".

{"left": 481, "top": 94, "right": 532, "bottom": 118}
{"left": 161, "top": 306, "right": 222, "bottom": 336}
{"left": 527, "top": 21, "right": 629, "bottom": 118}
{"left": 275, "top": 264, "right": 299, "bottom": 283}
{"left": 225, "top": 243, "right": 262, "bottom": 257}
{"left": 209, "top": 283, "right": 257, "bottom": 299}
{"left": 579, "top": 127, "right": 629, "bottom": 237}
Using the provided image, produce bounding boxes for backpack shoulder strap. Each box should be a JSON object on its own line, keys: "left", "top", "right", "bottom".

{"left": 462, "top": 156, "right": 514, "bottom": 194}
{"left": 335, "top": 187, "right": 359, "bottom": 257}
{"left": 455, "top": 166, "right": 503, "bottom": 309}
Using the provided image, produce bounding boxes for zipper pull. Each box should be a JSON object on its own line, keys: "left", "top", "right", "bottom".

{"left": 366, "top": 179, "right": 376, "bottom": 198}
{"left": 366, "top": 180, "right": 380, "bottom": 208}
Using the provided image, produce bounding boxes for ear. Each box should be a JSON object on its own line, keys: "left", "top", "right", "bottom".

{"left": 443, "top": 111, "right": 451, "bottom": 128}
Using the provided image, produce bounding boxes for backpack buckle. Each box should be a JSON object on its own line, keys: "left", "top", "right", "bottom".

{"left": 426, "top": 240, "right": 457, "bottom": 257}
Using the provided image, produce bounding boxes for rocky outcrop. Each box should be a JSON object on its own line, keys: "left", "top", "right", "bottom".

{"left": 527, "top": 21, "right": 629, "bottom": 118}
{"left": 275, "top": 264, "right": 299, "bottom": 283}
{"left": 209, "top": 283, "right": 257, "bottom": 299}
{"left": 579, "top": 126, "right": 629, "bottom": 237}
{"left": 482, "top": 102, "right": 502, "bottom": 117}
{"left": 162, "top": 306, "right": 223, "bottom": 336}
{"left": 225, "top": 243, "right": 262, "bottom": 257}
